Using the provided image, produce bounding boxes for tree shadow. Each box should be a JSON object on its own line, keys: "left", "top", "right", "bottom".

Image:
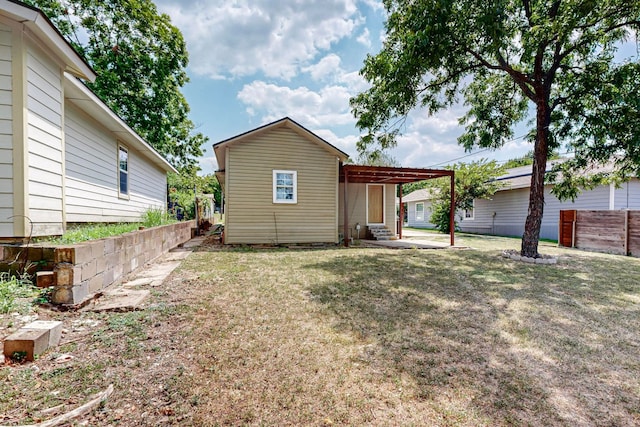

{"left": 304, "top": 248, "right": 640, "bottom": 425}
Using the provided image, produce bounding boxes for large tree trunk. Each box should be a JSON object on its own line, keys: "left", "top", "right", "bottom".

{"left": 521, "top": 99, "right": 551, "bottom": 258}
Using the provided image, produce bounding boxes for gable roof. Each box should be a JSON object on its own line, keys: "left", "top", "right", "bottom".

{"left": 1, "top": 0, "right": 95, "bottom": 81}
{"left": 213, "top": 117, "right": 349, "bottom": 171}
{"left": 403, "top": 188, "right": 435, "bottom": 203}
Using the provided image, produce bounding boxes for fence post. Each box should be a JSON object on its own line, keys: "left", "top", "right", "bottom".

{"left": 624, "top": 209, "right": 630, "bottom": 256}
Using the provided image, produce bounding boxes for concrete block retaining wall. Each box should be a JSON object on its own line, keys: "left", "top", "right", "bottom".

{"left": 1, "top": 220, "right": 196, "bottom": 305}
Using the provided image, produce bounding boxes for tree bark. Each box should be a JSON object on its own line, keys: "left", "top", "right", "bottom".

{"left": 521, "top": 97, "right": 551, "bottom": 258}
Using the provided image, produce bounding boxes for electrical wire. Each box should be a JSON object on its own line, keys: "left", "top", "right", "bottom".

{"left": 426, "top": 132, "right": 530, "bottom": 168}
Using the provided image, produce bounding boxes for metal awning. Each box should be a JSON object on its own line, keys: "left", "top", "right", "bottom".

{"left": 341, "top": 164, "right": 455, "bottom": 246}
{"left": 340, "top": 164, "right": 453, "bottom": 183}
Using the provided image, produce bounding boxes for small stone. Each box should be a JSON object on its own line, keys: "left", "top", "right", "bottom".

{"left": 54, "top": 354, "right": 74, "bottom": 364}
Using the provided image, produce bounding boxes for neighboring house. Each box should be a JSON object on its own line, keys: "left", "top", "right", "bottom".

{"left": 0, "top": 1, "right": 176, "bottom": 239}
{"left": 404, "top": 188, "right": 436, "bottom": 228}
{"left": 404, "top": 163, "right": 640, "bottom": 240}
{"left": 213, "top": 117, "right": 452, "bottom": 245}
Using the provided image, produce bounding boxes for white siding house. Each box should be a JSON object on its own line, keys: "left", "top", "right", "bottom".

{"left": 406, "top": 164, "right": 640, "bottom": 241}
{"left": 460, "top": 165, "right": 640, "bottom": 240}
{"left": 0, "top": 21, "right": 12, "bottom": 237}
{"left": 404, "top": 188, "right": 436, "bottom": 229}
{"left": 0, "top": 2, "right": 176, "bottom": 239}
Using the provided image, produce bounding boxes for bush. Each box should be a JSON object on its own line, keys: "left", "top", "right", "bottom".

{"left": 141, "top": 207, "right": 175, "bottom": 228}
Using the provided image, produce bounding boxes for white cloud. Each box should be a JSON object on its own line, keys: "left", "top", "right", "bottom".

{"left": 313, "top": 129, "right": 360, "bottom": 158}
{"left": 356, "top": 28, "right": 371, "bottom": 48}
{"left": 156, "top": 0, "right": 364, "bottom": 80}
{"left": 360, "top": 0, "right": 384, "bottom": 11}
{"left": 303, "top": 54, "right": 342, "bottom": 82}
{"left": 198, "top": 154, "right": 219, "bottom": 174}
{"left": 237, "top": 81, "right": 356, "bottom": 128}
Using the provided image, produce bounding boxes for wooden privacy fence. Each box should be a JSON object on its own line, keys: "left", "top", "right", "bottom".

{"left": 559, "top": 210, "right": 640, "bottom": 256}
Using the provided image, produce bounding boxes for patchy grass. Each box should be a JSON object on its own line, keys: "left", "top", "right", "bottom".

{"left": 1, "top": 236, "right": 639, "bottom": 426}
{"left": 37, "top": 223, "right": 142, "bottom": 244}
{"left": 35, "top": 209, "right": 177, "bottom": 245}
{"left": 0, "top": 274, "right": 37, "bottom": 315}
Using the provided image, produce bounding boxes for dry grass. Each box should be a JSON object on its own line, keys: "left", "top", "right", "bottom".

{"left": 1, "top": 234, "right": 640, "bottom": 426}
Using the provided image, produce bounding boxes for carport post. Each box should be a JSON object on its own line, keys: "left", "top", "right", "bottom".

{"left": 450, "top": 172, "right": 455, "bottom": 246}
{"left": 399, "top": 184, "right": 403, "bottom": 239}
{"left": 343, "top": 170, "right": 349, "bottom": 247}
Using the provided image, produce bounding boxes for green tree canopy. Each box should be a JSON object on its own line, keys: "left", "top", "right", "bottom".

{"left": 355, "top": 149, "right": 400, "bottom": 167}
{"left": 428, "top": 160, "right": 505, "bottom": 233}
{"left": 350, "top": 0, "right": 640, "bottom": 257}
{"left": 26, "top": 0, "right": 206, "bottom": 170}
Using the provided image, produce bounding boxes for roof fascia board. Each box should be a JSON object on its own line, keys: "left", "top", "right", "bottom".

{"left": 213, "top": 117, "right": 349, "bottom": 162}
{"left": 1, "top": 0, "right": 95, "bottom": 81}
{"left": 64, "top": 73, "right": 176, "bottom": 173}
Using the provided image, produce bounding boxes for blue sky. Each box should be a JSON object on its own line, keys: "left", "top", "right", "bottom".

{"left": 151, "top": 0, "right": 631, "bottom": 176}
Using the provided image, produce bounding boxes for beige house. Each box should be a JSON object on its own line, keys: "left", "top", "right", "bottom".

{"left": 214, "top": 118, "right": 453, "bottom": 245}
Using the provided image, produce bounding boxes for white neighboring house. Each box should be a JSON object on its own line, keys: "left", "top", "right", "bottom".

{"left": 404, "top": 164, "right": 640, "bottom": 240}
{"left": 0, "top": 1, "right": 176, "bottom": 239}
{"left": 404, "top": 188, "right": 436, "bottom": 229}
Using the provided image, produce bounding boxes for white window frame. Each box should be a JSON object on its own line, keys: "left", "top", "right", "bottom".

{"left": 273, "top": 170, "right": 297, "bottom": 204}
{"left": 118, "top": 144, "right": 129, "bottom": 199}
{"left": 464, "top": 200, "right": 475, "bottom": 220}
{"left": 415, "top": 202, "right": 425, "bottom": 221}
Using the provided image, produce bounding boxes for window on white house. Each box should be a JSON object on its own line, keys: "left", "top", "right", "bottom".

{"left": 118, "top": 145, "right": 129, "bottom": 197}
{"left": 416, "top": 202, "right": 424, "bottom": 221}
{"left": 273, "top": 170, "right": 297, "bottom": 203}
{"left": 464, "top": 201, "right": 474, "bottom": 220}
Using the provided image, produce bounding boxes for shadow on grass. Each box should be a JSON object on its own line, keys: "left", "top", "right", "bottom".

{"left": 304, "top": 248, "right": 640, "bottom": 425}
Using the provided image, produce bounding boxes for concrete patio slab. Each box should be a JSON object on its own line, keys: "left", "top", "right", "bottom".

{"left": 363, "top": 239, "right": 450, "bottom": 249}
{"left": 84, "top": 289, "right": 150, "bottom": 312}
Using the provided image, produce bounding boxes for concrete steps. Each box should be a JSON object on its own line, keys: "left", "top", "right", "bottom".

{"left": 368, "top": 225, "right": 398, "bottom": 241}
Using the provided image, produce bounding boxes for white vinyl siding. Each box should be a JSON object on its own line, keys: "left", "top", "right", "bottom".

{"left": 460, "top": 183, "right": 617, "bottom": 240}
{"left": 0, "top": 23, "right": 11, "bottom": 236}
{"left": 406, "top": 200, "right": 435, "bottom": 228}
{"left": 613, "top": 180, "right": 640, "bottom": 210}
{"left": 64, "top": 104, "right": 166, "bottom": 222}
{"left": 26, "top": 44, "right": 64, "bottom": 236}
{"left": 225, "top": 127, "right": 339, "bottom": 244}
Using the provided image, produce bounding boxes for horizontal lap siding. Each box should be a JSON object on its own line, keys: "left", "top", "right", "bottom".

{"left": 385, "top": 184, "right": 396, "bottom": 233}
{"left": 407, "top": 200, "right": 435, "bottom": 228}
{"left": 0, "top": 24, "right": 10, "bottom": 236}
{"left": 462, "top": 184, "right": 612, "bottom": 240}
{"left": 613, "top": 180, "right": 640, "bottom": 210}
{"left": 338, "top": 183, "right": 365, "bottom": 239}
{"left": 338, "top": 183, "right": 395, "bottom": 237}
{"left": 26, "top": 45, "right": 63, "bottom": 236}
{"left": 64, "top": 104, "right": 166, "bottom": 223}
{"left": 226, "top": 128, "right": 338, "bottom": 244}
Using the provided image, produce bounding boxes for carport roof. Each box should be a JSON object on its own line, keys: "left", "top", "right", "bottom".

{"left": 340, "top": 164, "right": 453, "bottom": 184}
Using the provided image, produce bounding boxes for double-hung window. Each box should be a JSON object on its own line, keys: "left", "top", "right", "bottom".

{"left": 464, "top": 200, "right": 475, "bottom": 220}
{"left": 273, "top": 170, "right": 297, "bottom": 204}
{"left": 415, "top": 202, "right": 424, "bottom": 221}
{"left": 118, "top": 145, "right": 129, "bottom": 198}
